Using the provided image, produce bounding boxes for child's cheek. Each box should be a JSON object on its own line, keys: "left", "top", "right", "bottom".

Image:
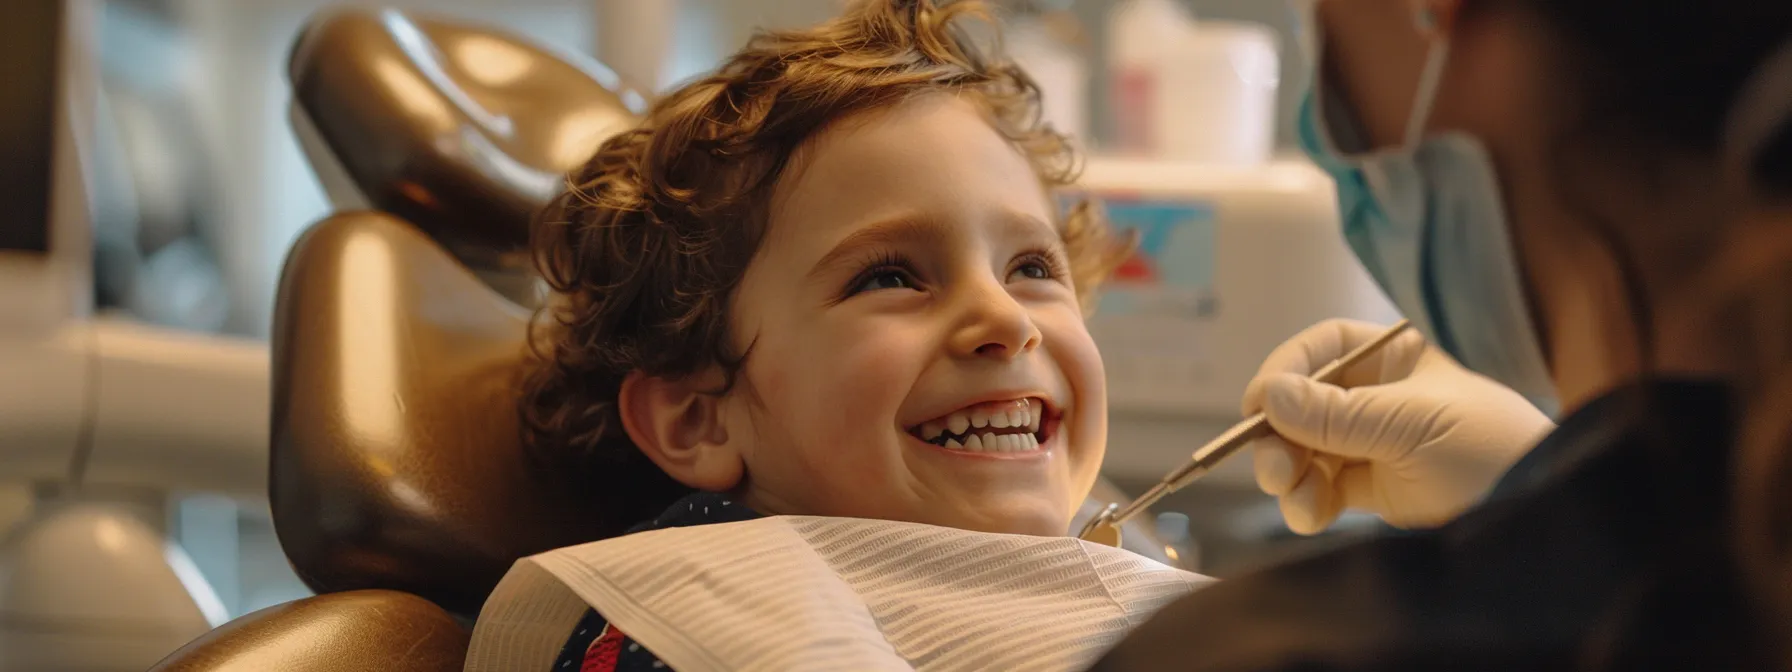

{"left": 812, "top": 331, "right": 917, "bottom": 438}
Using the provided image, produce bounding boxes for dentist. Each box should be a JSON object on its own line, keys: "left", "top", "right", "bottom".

{"left": 1096, "top": 0, "right": 1792, "bottom": 668}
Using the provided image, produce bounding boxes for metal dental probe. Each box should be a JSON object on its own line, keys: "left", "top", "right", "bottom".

{"left": 1077, "top": 319, "right": 1414, "bottom": 547}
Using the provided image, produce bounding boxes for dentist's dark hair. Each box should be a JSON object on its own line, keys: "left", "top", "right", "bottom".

{"left": 1477, "top": 0, "right": 1792, "bottom": 666}
{"left": 518, "top": 0, "right": 1132, "bottom": 539}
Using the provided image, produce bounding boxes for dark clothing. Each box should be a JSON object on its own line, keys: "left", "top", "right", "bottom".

{"left": 551, "top": 492, "right": 761, "bottom": 672}
{"left": 1091, "top": 380, "right": 1768, "bottom": 671}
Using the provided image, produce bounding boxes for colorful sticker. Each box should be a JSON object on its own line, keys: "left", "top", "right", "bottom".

{"left": 1066, "top": 193, "right": 1223, "bottom": 413}
{"left": 1077, "top": 194, "right": 1218, "bottom": 319}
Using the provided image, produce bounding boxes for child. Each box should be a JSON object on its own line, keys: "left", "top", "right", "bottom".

{"left": 501, "top": 1, "right": 1170, "bottom": 669}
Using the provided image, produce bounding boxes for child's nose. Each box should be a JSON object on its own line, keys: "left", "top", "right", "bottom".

{"left": 949, "top": 283, "right": 1041, "bottom": 360}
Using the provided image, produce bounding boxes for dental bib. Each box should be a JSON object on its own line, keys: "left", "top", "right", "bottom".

{"left": 466, "top": 516, "right": 1211, "bottom": 672}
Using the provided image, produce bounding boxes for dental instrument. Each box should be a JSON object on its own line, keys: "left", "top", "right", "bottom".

{"left": 1078, "top": 319, "right": 1414, "bottom": 546}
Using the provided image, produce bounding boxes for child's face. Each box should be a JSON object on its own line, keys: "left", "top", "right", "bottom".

{"left": 722, "top": 94, "right": 1107, "bottom": 536}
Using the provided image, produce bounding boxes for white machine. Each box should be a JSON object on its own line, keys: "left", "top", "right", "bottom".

{"left": 0, "top": 2, "right": 266, "bottom": 670}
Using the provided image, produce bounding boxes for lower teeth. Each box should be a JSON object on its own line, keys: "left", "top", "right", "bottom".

{"left": 942, "top": 432, "right": 1040, "bottom": 452}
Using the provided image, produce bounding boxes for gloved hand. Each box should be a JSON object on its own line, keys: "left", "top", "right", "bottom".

{"left": 1242, "top": 319, "right": 1554, "bottom": 535}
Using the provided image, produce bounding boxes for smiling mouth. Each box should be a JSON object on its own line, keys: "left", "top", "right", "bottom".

{"left": 906, "top": 398, "right": 1057, "bottom": 453}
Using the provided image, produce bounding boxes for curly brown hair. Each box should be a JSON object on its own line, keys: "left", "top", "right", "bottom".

{"left": 520, "top": 0, "right": 1133, "bottom": 538}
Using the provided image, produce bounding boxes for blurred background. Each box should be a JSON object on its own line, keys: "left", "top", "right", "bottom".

{"left": 71, "top": 0, "right": 1313, "bottom": 343}
{"left": 0, "top": 0, "right": 1405, "bottom": 668}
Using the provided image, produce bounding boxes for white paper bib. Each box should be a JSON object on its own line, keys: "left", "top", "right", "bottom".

{"left": 466, "top": 516, "right": 1211, "bottom": 672}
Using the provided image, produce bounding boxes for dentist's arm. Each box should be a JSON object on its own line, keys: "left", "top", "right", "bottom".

{"left": 1242, "top": 319, "right": 1554, "bottom": 534}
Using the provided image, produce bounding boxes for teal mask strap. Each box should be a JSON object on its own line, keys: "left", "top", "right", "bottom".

{"left": 1401, "top": 7, "right": 1450, "bottom": 148}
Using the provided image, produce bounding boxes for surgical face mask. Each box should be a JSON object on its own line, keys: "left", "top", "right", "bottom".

{"left": 1294, "top": 6, "right": 1559, "bottom": 413}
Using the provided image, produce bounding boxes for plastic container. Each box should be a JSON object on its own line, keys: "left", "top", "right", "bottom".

{"left": 1007, "top": 13, "right": 1090, "bottom": 144}
{"left": 1104, "top": 0, "right": 1196, "bottom": 155}
{"left": 1154, "top": 21, "right": 1281, "bottom": 165}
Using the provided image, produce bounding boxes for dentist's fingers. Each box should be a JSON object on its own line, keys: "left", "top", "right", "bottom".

{"left": 1279, "top": 465, "right": 1344, "bottom": 535}
{"left": 1311, "top": 452, "right": 1345, "bottom": 484}
{"left": 1250, "top": 319, "right": 1429, "bottom": 395}
{"left": 1261, "top": 373, "right": 1404, "bottom": 462}
{"left": 1240, "top": 371, "right": 1275, "bottom": 416}
{"left": 1251, "top": 434, "right": 1309, "bottom": 497}
{"left": 1336, "top": 463, "right": 1387, "bottom": 524}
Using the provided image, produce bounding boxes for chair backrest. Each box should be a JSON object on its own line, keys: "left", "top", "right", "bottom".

{"left": 273, "top": 7, "right": 643, "bottom": 619}
{"left": 287, "top": 5, "right": 647, "bottom": 301}
{"left": 270, "top": 211, "right": 612, "bottom": 619}
{"left": 150, "top": 590, "right": 469, "bottom": 672}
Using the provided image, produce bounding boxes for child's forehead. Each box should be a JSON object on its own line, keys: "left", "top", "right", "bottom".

{"left": 762, "top": 96, "right": 1060, "bottom": 248}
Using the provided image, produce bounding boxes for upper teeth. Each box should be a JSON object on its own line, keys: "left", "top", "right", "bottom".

{"left": 918, "top": 398, "right": 1044, "bottom": 449}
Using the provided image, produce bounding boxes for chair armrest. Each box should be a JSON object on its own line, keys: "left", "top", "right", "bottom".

{"left": 149, "top": 589, "right": 469, "bottom": 672}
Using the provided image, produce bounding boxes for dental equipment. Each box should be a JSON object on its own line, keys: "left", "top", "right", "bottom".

{"left": 1079, "top": 319, "right": 1414, "bottom": 546}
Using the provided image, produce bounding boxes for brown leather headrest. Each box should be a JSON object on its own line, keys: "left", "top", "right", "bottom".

{"left": 287, "top": 7, "right": 646, "bottom": 272}
{"left": 269, "top": 212, "right": 608, "bottom": 618}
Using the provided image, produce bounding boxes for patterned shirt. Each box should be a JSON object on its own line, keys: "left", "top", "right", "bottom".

{"left": 549, "top": 491, "right": 761, "bottom": 672}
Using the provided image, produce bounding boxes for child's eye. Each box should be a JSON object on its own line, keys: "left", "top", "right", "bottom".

{"left": 1008, "top": 251, "right": 1065, "bottom": 283}
{"left": 851, "top": 268, "right": 918, "bottom": 295}
{"left": 1011, "top": 262, "right": 1052, "bottom": 281}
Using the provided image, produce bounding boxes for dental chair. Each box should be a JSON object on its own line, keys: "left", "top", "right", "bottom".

{"left": 152, "top": 8, "right": 1174, "bottom": 671}
{"left": 149, "top": 8, "right": 646, "bottom": 671}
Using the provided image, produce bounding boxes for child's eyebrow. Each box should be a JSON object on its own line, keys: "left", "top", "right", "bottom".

{"left": 806, "top": 211, "right": 1055, "bottom": 281}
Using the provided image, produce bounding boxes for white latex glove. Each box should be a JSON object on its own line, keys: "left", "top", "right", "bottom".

{"left": 1242, "top": 319, "right": 1555, "bottom": 535}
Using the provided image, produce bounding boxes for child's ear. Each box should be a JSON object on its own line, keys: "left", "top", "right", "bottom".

{"left": 617, "top": 369, "right": 745, "bottom": 492}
